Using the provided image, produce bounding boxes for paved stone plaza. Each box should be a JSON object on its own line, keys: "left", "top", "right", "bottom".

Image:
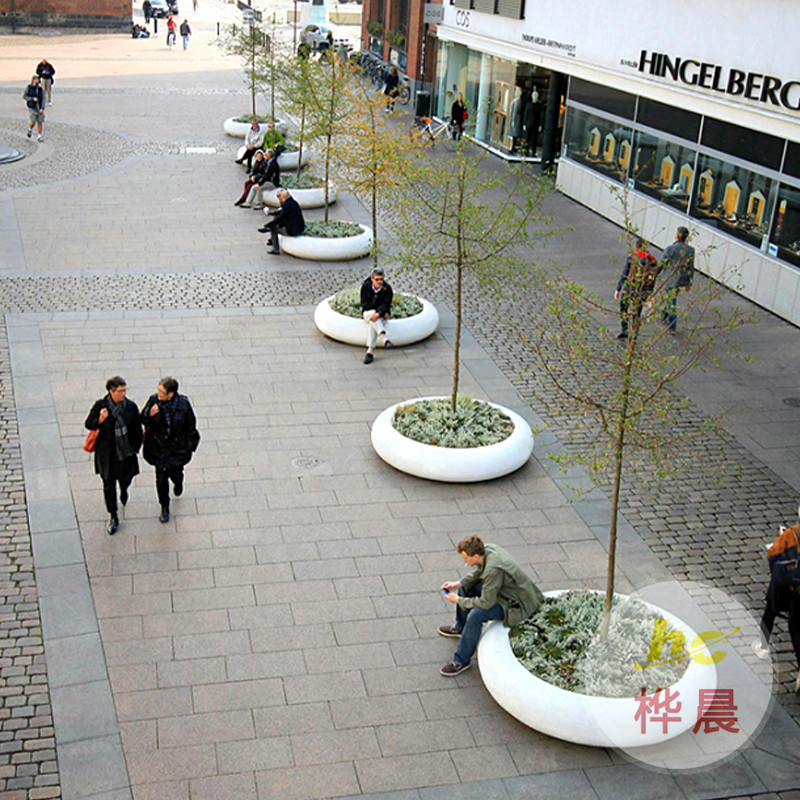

{"left": 1, "top": 5, "right": 800, "bottom": 800}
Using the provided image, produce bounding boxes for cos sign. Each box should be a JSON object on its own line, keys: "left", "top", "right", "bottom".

{"left": 455, "top": 9, "right": 470, "bottom": 27}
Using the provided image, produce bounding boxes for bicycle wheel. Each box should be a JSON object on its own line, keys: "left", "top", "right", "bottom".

{"left": 398, "top": 84, "right": 410, "bottom": 105}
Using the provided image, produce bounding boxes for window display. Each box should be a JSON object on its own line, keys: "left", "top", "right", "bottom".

{"left": 564, "top": 107, "right": 631, "bottom": 182}
{"left": 769, "top": 184, "right": 800, "bottom": 267}
{"left": 630, "top": 131, "right": 697, "bottom": 213}
{"left": 690, "top": 154, "right": 776, "bottom": 249}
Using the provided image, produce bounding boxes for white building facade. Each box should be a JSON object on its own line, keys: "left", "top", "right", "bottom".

{"left": 433, "top": 0, "right": 800, "bottom": 325}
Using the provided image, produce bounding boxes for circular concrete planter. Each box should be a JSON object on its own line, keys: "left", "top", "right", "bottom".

{"left": 370, "top": 397, "right": 533, "bottom": 482}
{"left": 262, "top": 185, "right": 337, "bottom": 209}
{"left": 277, "top": 149, "right": 308, "bottom": 170}
{"left": 477, "top": 592, "right": 714, "bottom": 748}
{"left": 314, "top": 296, "right": 439, "bottom": 347}
{"left": 224, "top": 117, "right": 288, "bottom": 138}
{"left": 279, "top": 225, "right": 373, "bottom": 261}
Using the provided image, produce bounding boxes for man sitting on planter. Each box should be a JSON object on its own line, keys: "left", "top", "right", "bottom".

{"left": 257, "top": 188, "right": 304, "bottom": 255}
{"left": 360, "top": 268, "right": 393, "bottom": 365}
{"left": 439, "top": 535, "right": 543, "bottom": 676}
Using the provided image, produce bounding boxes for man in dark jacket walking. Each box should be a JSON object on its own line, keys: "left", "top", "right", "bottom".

{"left": 359, "top": 268, "right": 393, "bottom": 364}
{"left": 614, "top": 238, "right": 660, "bottom": 340}
{"left": 258, "top": 189, "right": 305, "bottom": 255}
{"left": 23, "top": 75, "right": 45, "bottom": 142}
{"left": 179, "top": 18, "right": 191, "bottom": 50}
{"left": 35, "top": 59, "right": 55, "bottom": 105}
{"left": 661, "top": 226, "right": 695, "bottom": 334}
{"left": 141, "top": 377, "right": 200, "bottom": 523}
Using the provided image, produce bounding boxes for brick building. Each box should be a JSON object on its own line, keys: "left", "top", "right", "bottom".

{"left": 0, "top": 0, "right": 129, "bottom": 31}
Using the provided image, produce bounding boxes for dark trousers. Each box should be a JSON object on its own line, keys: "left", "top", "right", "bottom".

{"left": 102, "top": 476, "right": 131, "bottom": 516}
{"left": 237, "top": 179, "right": 255, "bottom": 204}
{"left": 761, "top": 586, "right": 800, "bottom": 667}
{"left": 662, "top": 287, "right": 681, "bottom": 332}
{"left": 619, "top": 294, "right": 645, "bottom": 336}
{"left": 264, "top": 220, "right": 287, "bottom": 250}
{"left": 155, "top": 465, "right": 183, "bottom": 509}
{"left": 240, "top": 147, "right": 256, "bottom": 169}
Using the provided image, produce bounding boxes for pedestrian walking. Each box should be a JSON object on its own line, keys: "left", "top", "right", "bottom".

{"left": 166, "top": 14, "right": 177, "bottom": 48}
{"left": 752, "top": 502, "right": 800, "bottom": 693}
{"left": 23, "top": 75, "right": 45, "bottom": 142}
{"left": 451, "top": 91, "right": 467, "bottom": 140}
{"left": 660, "top": 226, "right": 695, "bottom": 335}
{"left": 192, "top": 0, "right": 197, "bottom": 11}
{"left": 84, "top": 377, "right": 143, "bottom": 536}
{"left": 180, "top": 18, "right": 191, "bottom": 50}
{"left": 614, "top": 237, "right": 660, "bottom": 340}
{"left": 438, "top": 535, "right": 543, "bottom": 676}
{"left": 143, "top": 0, "right": 152, "bottom": 24}
{"left": 141, "top": 377, "right": 200, "bottom": 523}
{"left": 35, "top": 58, "right": 55, "bottom": 106}
{"left": 383, "top": 67, "right": 399, "bottom": 113}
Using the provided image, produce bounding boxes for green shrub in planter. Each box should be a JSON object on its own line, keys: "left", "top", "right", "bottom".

{"left": 304, "top": 221, "right": 362, "bottom": 238}
{"left": 329, "top": 287, "right": 423, "bottom": 319}
{"left": 392, "top": 395, "right": 513, "bottom": 448}
{"left": 281, "top": 173, "right": 324, "bottom": 190}
{"left": 510, "top": 591, "right": 689, "bottom": 697}
{"left": 233, "top": 114, "right": 278, "bottom": 124}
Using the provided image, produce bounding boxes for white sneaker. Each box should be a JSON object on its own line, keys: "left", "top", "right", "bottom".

{"left": 751, "top": 640, "right": 769, "bottom": 660}
{"left": 37, "top": 135, "right": 43, "bottom": 142}
{"left": 26, "top": 128, "right": 32, "bottom": 138}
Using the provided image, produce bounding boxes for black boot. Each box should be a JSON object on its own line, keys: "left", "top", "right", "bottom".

{"left": 107, "top": 515, "right": 119, "bottom": 535}
{"left": 159, "top": 506, "right": 170, "bottom": 523}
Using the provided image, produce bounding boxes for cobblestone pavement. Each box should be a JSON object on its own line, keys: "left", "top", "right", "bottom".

{"left": 1, "top": 26, "right": 800, "bottom": 800}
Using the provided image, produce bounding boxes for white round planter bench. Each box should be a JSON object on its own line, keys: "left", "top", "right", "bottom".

{"left": 370, "top": 397, "right": 533, "bottom": 482}
{"left": 279, "top": 225, "right": 373, "bottom": 261}
{"left": 224, "top": 117, "right": 288, "bottom": 138}
{"left": 477, "top": 592, "right": 714, "bottom": 748}
{"left": 262, "top": 186, "right": 336, "bottom": 209}
{"left": 314, "top": 296, "right": 439, "bottom": 347}
{"left": 277, "top": 150, "right": 308, "bottom": 170}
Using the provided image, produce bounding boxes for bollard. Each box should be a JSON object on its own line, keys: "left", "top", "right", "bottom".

{"left": 217, "top": 21, "right": 219, "bottom": 34}
{"left": 153, "top": 16, "right": 158, "bottom": 33}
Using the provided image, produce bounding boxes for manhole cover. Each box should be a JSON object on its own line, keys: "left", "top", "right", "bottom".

{"left": 783, "top": 397, "right": 800, "bottom": 408}
{"left": 291, "top": 456, "right": 323, "bottom": 471}
{"left": 0, "top": 146, "right": 26, "bottom": 164}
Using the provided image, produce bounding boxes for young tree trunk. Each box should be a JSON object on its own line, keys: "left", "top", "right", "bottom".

{"left": 323, "top": 60, "right": 336, "bottom": 223}
{"left": 451, "top": 261, "right": 462, "bottom": 414}
{"left": 250, "top": 31, "right": 256, "bottom": 117}
{"left": 296, "top": 103, "right": 306, "bottom": 179}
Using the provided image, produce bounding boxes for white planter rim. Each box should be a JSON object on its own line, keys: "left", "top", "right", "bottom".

{"left": 262, "top": 186, "right": 336, "bottom": 209}
{"left": 279, "top": 224, "right": 373, "bottom": 262}
{"left": 370, "top": 396, "right": 533, "bottom": 482}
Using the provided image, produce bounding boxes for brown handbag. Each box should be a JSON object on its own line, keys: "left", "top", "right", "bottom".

{"left": 83, "top": 429, "right": 99, "bottom": 453}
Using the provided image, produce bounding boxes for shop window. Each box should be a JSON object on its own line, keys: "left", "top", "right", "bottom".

{"left": 568, "top": 77, "right": 635, "bottom": 120}
{"left": 564, "top": 107, "right": 631, "bottom": 182}
{"left": 701, "top": 117, "right": 784, "bottom": 171}
{"left": 690, "top": 153, "right": 776, "bottom": 249}
{"left": 496, "top": 0, "right": 524, "bottom": 18}
{"left": 783, "top": 141, "right": 800, "bottom": 180}
{"left": 636, "top": 97, "right": 700, "bottom": 143}
{"left": 630, "top": 130, "right": 697, "bottom": 213}
{"left": 769, "top": 184, "right": 800, "bottom": 268}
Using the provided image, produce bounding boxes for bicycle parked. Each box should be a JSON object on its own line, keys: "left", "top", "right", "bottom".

{"left": 411, "top": 116, "right": 457, "bottom": 150}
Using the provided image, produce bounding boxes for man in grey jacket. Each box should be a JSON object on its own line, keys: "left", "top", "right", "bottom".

{"left": 439, "top": 535, "right": 543, "bottom": 676}
{"left": 661, "top": 226, "right": 695, "bottom": 334}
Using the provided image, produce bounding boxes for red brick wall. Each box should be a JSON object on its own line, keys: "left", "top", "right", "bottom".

{"left": 0, "top": 0, "right": 130, "bottom": 28}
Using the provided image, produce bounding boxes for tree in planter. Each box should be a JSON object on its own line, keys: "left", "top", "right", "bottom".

{"left": 218, "top": 21, "right": 271, "bottom": 118}
{"left": 520, "top": 198, "right": 749, "bottom": 633}
{"left": 275, "top": 54, "right": 318, "bottom": 179}
{"left": 392, "top": 140, "right": 555, "bottom": 413}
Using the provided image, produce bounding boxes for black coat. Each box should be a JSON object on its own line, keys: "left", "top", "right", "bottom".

{"left": 141, "top": 393, "right": 199, "bottom": 469}
{"left": 360, "top": 277, "right": 393, "bottom": 316}
{"left": 273, "top": 196, "right": 305, "bottom": 235}
{"left": 260, "top": 157, "right": 280, "bottom": 187}
{"left": 85, "top": 396, "right": 142, "bottom": 482}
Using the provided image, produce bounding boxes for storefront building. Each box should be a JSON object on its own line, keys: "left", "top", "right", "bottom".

{"left": 434, "top": 0, "right": 800, "bottom": 326}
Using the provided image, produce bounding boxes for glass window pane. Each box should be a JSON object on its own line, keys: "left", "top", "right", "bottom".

{"left": 631, "top": 131, "right": 696, "bottom": 213}
{"left": 564, "top": 107, "right": 632, "bottom": 183}
{"left": 783, "top": 141, "right": 800, "bottom": 180}
{"left": 487, "top": 56, "right": 519, "bottom": 154}
{"left": 690, "top": 153, "right": 776, "bottom": 249}
{"left": 769, "top": 185, "right": 800, "bottom": 269}
{"left": 568, "top": 77, "right": 635, "bottom": 120}
{"left": 701, "top": 117, "right": 783, "bottom": 171}
{"left": 636, "top": 97, "right": 700, "bottom": 143}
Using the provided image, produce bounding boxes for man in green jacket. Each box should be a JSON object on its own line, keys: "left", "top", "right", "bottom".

{"left": 439, "top": 534, "right": 543, "bottom": 676}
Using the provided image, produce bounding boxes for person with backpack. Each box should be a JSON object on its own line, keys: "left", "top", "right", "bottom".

{"left": 614, "top": 237, "right": 660, "bottom": 340}
{"left": 752, "top": 502, "right": 800, "bottom": 692}
{"left": 23, "top": 75, "right": 45, "bottom": 142}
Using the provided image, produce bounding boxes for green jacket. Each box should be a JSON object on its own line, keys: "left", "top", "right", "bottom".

{"left": 262, "top": 129, "right": 285, "bottom": 151}
{"left": 459, "top": 543, "right": 543, "bottom": 627}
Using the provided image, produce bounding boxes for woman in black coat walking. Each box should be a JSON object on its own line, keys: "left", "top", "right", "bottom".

{"left": 85, "top": 376, "right": 142, "bottom": 535}
{"left": 141, "top": 376, "right": 199, "bottom": 523}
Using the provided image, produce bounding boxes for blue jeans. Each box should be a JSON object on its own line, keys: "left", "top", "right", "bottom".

{"left": 182, "top": 34, "right": 189, "bottom": 49}
{"left": 453, "top": 583, "right": 503, "bottom": 665}
{"left": 662, "top": 287, "right": 679, "bottom": 332}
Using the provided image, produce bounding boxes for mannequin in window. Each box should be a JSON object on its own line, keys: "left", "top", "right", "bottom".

{"left": 509, "top": 87, "right": 523, "bottom": 152}
{"left": 524, "top": 87, "right": 540, "bottom": 157}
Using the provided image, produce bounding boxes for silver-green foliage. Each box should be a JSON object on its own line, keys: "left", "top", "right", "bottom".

{"left": 304, "top": 220, "right": 362, "bottom": 238}
{"left": 510, "top": 591, "right": 688, "bottom": 697}
{"left": 329, "top": 287, "right": 423, "bottom": 320}
{"left": 281, "top": 173, "right": 324, "bottom": 190}
{"left": 392, "top": 395, "right": 513, "bottom": 448}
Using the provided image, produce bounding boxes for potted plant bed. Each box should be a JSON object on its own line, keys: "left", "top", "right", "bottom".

{"left": 263, "top": 173, "right": 336, "bottom": 209}
{"left": 279, "top": 220, "right": 373, "bottom": 261}
{"left": 370, "top": 395, "right": 533, "bottom": 482}
{"left": 224, "top": 115, "right": 288, "bottom": 138}
{"left": 477, "top": 590, "right": 712, "bottom": 748}
{"left": 314, "top": 288, "right": 439, "bottom": 346}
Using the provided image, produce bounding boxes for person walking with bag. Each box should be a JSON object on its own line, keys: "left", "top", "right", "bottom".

{"left": 752, "top": 502, "right": 800, "bottom": 691}
{"left": 141, "top": 377, "right": 200, "bottom": 523}
{"left": 85, "top": 376, "right": 142, "bottom": 536}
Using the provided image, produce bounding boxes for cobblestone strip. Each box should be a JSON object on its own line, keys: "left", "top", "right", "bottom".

{"left": 0, "top": 321, "right": 60, "bottom": 799}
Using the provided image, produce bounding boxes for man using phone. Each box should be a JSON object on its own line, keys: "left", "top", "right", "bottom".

{"left": 438, "top": 535, "right": 543, "bottom": 676}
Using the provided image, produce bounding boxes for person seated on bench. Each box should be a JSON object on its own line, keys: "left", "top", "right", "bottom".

{"left": 234, "top": 149, "right": 267, "bottom": 207}
{"left": 239, "top": 149, "right": 280, "bottom": 210}
{"left": 261, "top": 122, "right": 285, "bottom": 157}
{"left": 235, "top": 118, "right": 263, "bottom": 170}
{"left": 257, "top": 188, "right": 304, "bottom": 255}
